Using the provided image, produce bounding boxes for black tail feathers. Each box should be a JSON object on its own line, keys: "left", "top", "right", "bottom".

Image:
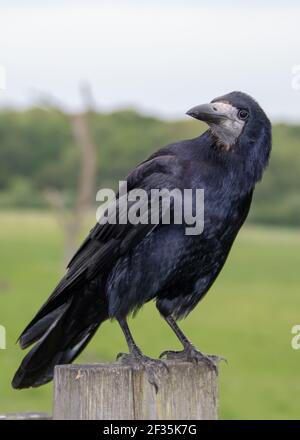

{"left": 12, "top": 284, "right": 108, "bottom": 389}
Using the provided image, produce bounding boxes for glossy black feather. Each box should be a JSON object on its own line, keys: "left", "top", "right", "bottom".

{"left": 12, "top": 91, "right": 271, "bottom": 388}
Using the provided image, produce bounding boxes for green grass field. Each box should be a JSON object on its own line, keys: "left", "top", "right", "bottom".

{"left": 0, "top": 211, "right": 299, "bottom": 419}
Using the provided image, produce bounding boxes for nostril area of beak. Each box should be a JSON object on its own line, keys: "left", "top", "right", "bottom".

{"left": 212, "top": 106, "right": 218, "bottom": 112}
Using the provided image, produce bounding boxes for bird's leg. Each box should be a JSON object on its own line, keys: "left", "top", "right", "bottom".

{"left": 116, "top": 318, "right": 168, "bottom": 392}
{"left": 159, "top": 316, "right": 221, "bottom": 373}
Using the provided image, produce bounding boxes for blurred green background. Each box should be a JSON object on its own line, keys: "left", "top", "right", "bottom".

{"left": 0, "top": 109, "right": 299, "bottom": 227}
{"left": 0, "top": 109, "right": 299, "bottom": 419}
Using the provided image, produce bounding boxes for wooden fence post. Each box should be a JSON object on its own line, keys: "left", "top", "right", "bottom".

{"left": 53, "top": 360, "right": 218, "bottom": 420}
{"left": 0, "top": 413, "right": 51, "bottom": 420}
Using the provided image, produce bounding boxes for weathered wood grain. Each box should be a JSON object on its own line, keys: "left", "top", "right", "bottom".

{"left": 53, "top": 360, "right": 218, "bottom": 420}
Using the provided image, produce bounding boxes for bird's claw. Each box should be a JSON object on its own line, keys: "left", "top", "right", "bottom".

{"left": 117, "top": 351, "right": 169, "bottom": 392}
{"left": 159, "top": 346, "right": 222, "bottom": 374}
{"left": 211, "top": 354, "right": 228, "bottom": 364}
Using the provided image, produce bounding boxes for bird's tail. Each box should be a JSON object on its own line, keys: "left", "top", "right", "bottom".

{"left": 12, "top": 278, "right": 108, "bottom": 389}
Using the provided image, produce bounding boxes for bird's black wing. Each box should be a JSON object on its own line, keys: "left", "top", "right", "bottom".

{"left": 20, "top": 152, "right": 185, "bottom": 333}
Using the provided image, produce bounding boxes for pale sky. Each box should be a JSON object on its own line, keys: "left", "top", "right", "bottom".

{"left": 0, "top": 0, "right": 299, "bottom": 121}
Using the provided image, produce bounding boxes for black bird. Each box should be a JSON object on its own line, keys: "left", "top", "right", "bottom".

{"left": 12, "top": 91, "right": 271, "bottom": 390}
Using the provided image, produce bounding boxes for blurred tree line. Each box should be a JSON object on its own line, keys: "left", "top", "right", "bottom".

{"left": 0, "top": 107, "right": 299, "bottom": 227}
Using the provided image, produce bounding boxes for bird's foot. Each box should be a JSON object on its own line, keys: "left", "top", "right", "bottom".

{"left": 159, "top": 345, "right": 224, "bottom": 374}
{"left": 117, "top": 350, "right": 169, "bottom": 392}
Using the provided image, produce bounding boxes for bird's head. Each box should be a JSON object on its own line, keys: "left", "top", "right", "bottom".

{"left": 186, "top": 91, "right": 272, "bottom": 181}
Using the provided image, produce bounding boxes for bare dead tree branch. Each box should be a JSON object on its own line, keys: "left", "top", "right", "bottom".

{"left": 70, "top": 113, "right": 96, "bottom": 214}
{"left": 42, "top": 84, "right": 98, "bottom": 266}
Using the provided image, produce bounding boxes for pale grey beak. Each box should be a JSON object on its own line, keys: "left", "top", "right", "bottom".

{"left": 186, "top": 103, "right": 228, "bottom": 124}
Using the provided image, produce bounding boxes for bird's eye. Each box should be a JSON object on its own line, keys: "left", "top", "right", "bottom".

{"left": 237, "top": 109, "right": 249, "bottom": 120}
